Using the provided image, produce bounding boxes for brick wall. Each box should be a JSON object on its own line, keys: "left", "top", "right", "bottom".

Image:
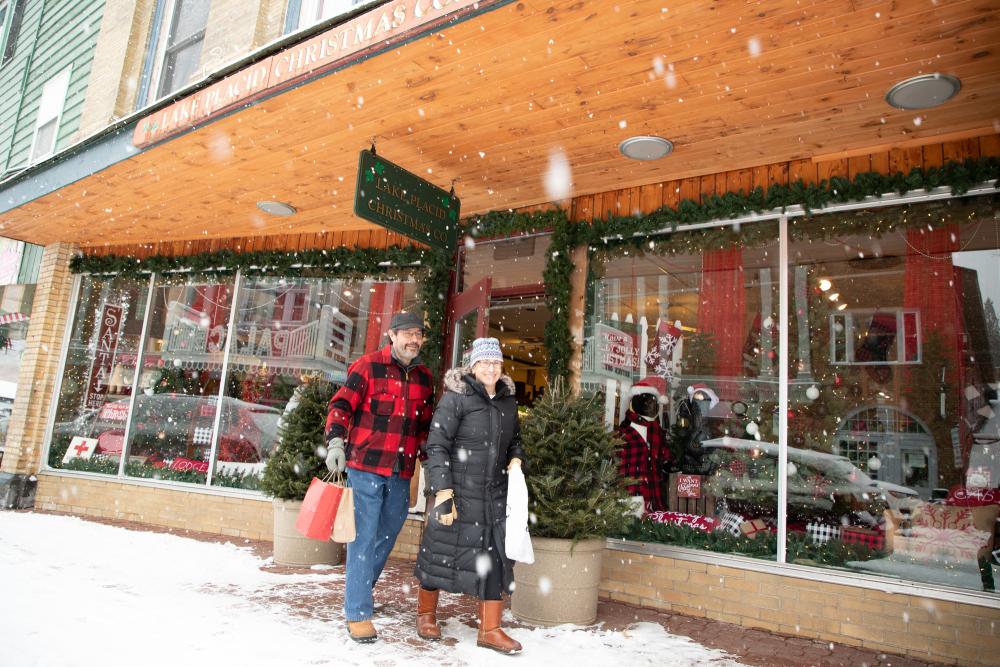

{"left": 600, "top": 547, "right": 1000, "bottom": 667}
{"left": 35, "top": 474, "right": 272, "bottom": 540}
{"left": 77, "top": 0, "right": 157, "bottom": 139}
{"left": 199, "top": 0, "right": 284, "bottom": 81}
{"left": 1, "top": 243, "right": 77, "bottom": 476}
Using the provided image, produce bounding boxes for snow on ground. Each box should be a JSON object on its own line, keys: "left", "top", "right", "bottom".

{"left": 0, "top": 512, "right": 745, "bottom": 667}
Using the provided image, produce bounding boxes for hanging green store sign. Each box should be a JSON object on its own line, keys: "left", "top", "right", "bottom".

{"left": 354, "top": 149, "right": 460, "bottom": 252}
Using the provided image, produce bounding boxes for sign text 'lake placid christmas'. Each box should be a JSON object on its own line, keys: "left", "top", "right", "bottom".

{"left": 354, "top": 150, "right": 459, "bottom": 252}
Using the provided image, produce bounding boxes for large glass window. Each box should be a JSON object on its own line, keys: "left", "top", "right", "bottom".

{"left": 584, "top": 227, "right": 781, "bottom": 559}
{"left": 211, "top": 276, "right": 418, "bottom": 490}
{"left": 786, "top": 196, "right": 1000, "bottom": 593}
{"left": 122, "top": 279, "right": 233, "bottom": 484}
{"left": 48, "top": 276, "right": 149, "bottom": 474}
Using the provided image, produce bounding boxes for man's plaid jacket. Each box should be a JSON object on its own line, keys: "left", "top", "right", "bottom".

{"left": 325, "top": 344, "right": 434, "bottom": 479}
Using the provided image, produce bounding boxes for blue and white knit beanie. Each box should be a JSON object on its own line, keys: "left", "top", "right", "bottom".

{"left": 469, "top": 337, "right": 503, "bottom": 367}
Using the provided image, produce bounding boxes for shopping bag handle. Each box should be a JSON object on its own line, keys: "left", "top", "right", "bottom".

{"left": 322, "top": 470, "right": 349, "bottom": 487}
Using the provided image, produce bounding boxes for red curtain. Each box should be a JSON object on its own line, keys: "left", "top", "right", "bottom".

{"left": 698, "top": 246, "right": 745, "bottom": 380}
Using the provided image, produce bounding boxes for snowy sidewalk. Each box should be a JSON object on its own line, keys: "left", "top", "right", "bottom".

{"left": 0, "top": 512, "right": 943, "bottom": 667}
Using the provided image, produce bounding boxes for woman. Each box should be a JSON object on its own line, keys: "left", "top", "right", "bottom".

{"left": 414, "top": 337, "right": 524, "bottom": 654}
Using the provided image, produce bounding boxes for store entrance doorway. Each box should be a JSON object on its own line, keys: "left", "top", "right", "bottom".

{"left": 488, "top": 293, "right": 548, "bottom": 406}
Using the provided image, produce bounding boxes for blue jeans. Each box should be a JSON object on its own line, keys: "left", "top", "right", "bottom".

{"left": 344, "top": 467, "right": 411, "bottom": 621}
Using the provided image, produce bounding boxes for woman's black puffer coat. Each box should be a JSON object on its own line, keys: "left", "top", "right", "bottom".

{"left": 414, "top": 367, "right": 525, "bottom": 598}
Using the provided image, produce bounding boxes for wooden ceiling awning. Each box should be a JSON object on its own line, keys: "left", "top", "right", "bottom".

{"left": 1, "top": 0, "right": 998, "bottom": 248}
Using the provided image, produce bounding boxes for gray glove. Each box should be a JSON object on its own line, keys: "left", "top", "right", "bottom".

{"left": 325, "top": 437, "right": 346, "bottom": 473}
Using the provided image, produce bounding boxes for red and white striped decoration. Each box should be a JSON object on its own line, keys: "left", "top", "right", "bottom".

{"left": 0, "top": 312, "right": 29, "bottom": 325}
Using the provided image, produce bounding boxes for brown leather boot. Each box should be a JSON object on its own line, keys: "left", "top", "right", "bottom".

{"left": 477, "top": 600, "right": 522, "bottom": 654}
{"left": 416, "top": 587, "right": 442, "bottom": 640}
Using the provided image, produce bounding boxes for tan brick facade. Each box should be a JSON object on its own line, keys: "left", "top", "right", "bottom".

{"left": 77, "top": 0, "right": 158, "bottom": 138}
{"left": 1, "top": 243, "right": 78, "bottom": 476}
{"left": 600, "top": 548, "right": 1000, "bottom": 666}
{"left": 198, "top": 0, "right": 285, "bottom": 85}
{"left": 35, "top": 473, "right": 273, "bottom": 539}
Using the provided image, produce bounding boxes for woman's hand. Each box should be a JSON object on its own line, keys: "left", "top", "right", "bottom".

{"left": 507, "top": 457, "right": 522, "bottom": 471}
{"left": 433, "top": 489, "right": 457, "bottom": 526}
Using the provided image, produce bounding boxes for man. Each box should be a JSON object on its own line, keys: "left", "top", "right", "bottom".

{"left": 325, "top": 311, "right": 435, "bottom": 643}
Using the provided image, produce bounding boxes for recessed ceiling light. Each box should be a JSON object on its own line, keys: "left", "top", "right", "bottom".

{"left": 885, "top": 74, "right": 961, "bottom": 110}
{"left": 619, "top": 135, "right": 674, "bottom": 160}
{"left": 256, "top": 200, "right": 296, "bottom": 216}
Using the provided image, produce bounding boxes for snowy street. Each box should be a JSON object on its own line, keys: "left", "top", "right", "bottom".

{"left": 0, "top": 512, "right": 744, "bottom": 667}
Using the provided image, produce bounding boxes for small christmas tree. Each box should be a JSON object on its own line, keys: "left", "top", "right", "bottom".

{"left": 521, "top": 381, "right": 633, "bottom": 541}
{"left": 260, "top": 377, "right": 336, "bottom": 501}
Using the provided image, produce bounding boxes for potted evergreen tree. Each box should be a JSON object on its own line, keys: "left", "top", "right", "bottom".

{"left": 260, "top": 377, "right": 344, "bottom": 567}
{"left": 512, "top": 382, "right": 633, "bottom": 626}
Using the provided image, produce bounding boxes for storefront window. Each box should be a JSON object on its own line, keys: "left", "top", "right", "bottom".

{"left": 48, "top": 275, "right": 149, "bottom": 474}
{"left": 584, "top": 227, "right": 780, "bottom": 557}
{"left": 122, "top": 279, "right": 234, "bottom": 485}
{"left": 211, "top": 276, "right": 419, "bottom": 490}
{"left": 787, "top": 196, "right": 1000, "bottom": 593}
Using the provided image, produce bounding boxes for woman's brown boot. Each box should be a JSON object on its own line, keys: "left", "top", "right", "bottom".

{"left": 416, "top": 587, "right": 442, "bottom": 640}
{"left": 476, "top": 600, "right": 522, "bottom": 654}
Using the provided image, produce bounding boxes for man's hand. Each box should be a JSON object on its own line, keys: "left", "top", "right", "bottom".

{"left": 433, "top": 489, "right": 457, "bottom": 526}
{"left": 325, "top": 437, "right": 346, "bottom": 473}
{"left": 507, "top": 457, "right": 522, "bottom": 471}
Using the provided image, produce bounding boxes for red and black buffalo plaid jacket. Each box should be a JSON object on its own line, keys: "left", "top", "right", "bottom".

{"left": 325, "top": 344, "right": 435, "bottom": 479}
{"left": 616, "top": 410, "right": 670, "bottom": 512}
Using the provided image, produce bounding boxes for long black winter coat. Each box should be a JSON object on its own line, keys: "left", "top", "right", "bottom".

{"left": 414, "top": 367, "right": 525, "bottom": 598}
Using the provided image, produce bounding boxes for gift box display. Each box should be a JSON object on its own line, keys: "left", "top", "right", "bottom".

{"left": 739, "top": 518, "right": 768, "bottom": 539}
{"left": 840, "top": 525, "right": 885, "bottom": 550}
{"left": 806, "top": 522, "right": 841, "bottom": 544}
{"left": 717, "top": 511, "right": 746, "bottom": 537}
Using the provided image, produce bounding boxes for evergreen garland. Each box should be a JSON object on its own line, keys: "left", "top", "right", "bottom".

{"left": 620, "top": 518, "right": 884, "bottom": 567}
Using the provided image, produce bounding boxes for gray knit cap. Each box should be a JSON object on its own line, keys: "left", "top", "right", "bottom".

{"left": 469, "top": 337, "right": 503, "bottom": 367}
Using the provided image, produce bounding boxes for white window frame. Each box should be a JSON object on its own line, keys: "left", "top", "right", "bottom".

{"left": 145, "top": 0, "right": 210, "bottom": 104}
{"left": 0, "top": 2, "right": 11, "bottom": 58}
{"left": 294, "top": 0, "right": 367, "bottom": 30}
{"left": 29, "top": 67, "right": 72, "bottom": 163}
{"left": 829, "top": 308, "right": 921, "bottom": 366}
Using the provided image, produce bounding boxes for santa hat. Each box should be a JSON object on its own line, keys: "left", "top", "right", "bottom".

{"left": 630, "top": 377, "right": 668, "bottom": 404}
{"left": 687, "top": 383, "right": 719, "bottom": 410}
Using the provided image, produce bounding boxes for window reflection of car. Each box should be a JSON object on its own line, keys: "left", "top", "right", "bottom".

{"left": 702, "top": 436, "right": 920, "bottom": 521}
{"left": 53, "top": 395, "right": 281, "bottom": 463}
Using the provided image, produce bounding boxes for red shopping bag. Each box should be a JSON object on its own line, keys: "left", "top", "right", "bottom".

{"left": 295, "top": 473, "right": 345, "bottom": 541}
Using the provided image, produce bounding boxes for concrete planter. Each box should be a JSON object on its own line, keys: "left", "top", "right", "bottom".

{"left": 511, "top": 536, "right": 605, "bottom": 626}
{"left": 271, "top": 498, "right": 344, "bottom": 567}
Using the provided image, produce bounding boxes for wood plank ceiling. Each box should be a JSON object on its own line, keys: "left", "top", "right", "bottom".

{"left": 2, "top": 0, "right": 998, "bottom": 247}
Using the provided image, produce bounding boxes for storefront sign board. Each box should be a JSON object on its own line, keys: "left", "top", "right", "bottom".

{"left": 85, "top": 304, "right": 123, "bottom": 410}
{"left": 132, "top": 0, "right": 490, "bottom": 148}
{"left": 354, "top": 149, "right": 459, "bottom": 251}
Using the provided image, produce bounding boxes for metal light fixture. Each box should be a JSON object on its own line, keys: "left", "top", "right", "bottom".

{"left": 619, "top": 135, "right": 674, "bottom": 160}
{"left": 256, "top": 200, "right": 297, "bottom": 216}
{"left": 885, "top": 74, "right": 961, "bottom": 110}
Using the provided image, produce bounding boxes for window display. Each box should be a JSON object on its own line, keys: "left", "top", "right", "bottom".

{"left": 212, "top": 276, "right": 419, "bottom": 489}
{"left": 786, "top": 198, "right": 1000, "bottom": 592}
{"left": 123, "top": 279, "right": 234, "bottom": 484}
{"left": 48, "top": 275, "right": 148, "bottom": 473}
{"left": 583, "top": 229, "right": 780, "bottom": 559}
{"left": 585, "top": 195, "right": 1000, "bottom": 593}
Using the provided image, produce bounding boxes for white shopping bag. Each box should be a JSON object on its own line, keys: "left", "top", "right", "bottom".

{"left": 504, "top": 465, "right": 534, "bottom": 564}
